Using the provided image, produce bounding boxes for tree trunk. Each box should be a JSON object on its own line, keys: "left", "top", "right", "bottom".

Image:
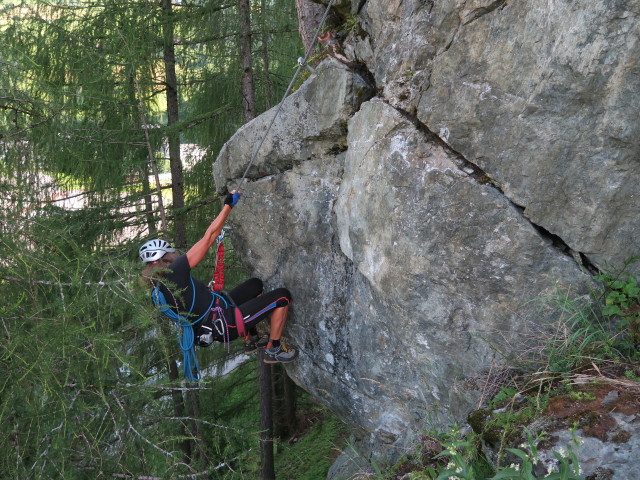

{"left": 271, "top": 365, "right": 285, "bottom": 438}
{"left": 238, "top": 0, "right": 255, "bottom": 122}
{"left": 161, "top": 0, "right": 186, "bottom": 248}
{"left": 238, "top": 3, "right": 273, "bottom": 473}
{"left": 186, "top": 387, "right": 207, "bottom": 463}
{"left": 271, "top": 365, "right": 296, "bottom": 439}
{"left": 295, "top": 0, "right": 326, "bottom": 55}
{"left": 168, "top": 359, "right": 192, "bottom": 463}
{"left": 128, "top": 69, "right": 158, "bottom": 236}
{"left": 260, "top": 0, "right": 274, "bottom": 109}
{"left": 283, "top": 369, "right": 298, "bottom": 434}
{"left": 258, "top": 352, "right": 275, "bottom": 480}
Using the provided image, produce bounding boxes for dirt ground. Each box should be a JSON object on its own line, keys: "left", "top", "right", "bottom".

{"left": 540, "top": 379, "right": 640, "bottom": 446}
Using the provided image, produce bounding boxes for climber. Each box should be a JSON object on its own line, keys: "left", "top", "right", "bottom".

{"left": 139, "top": 191, "right": 298, "bottom": 364}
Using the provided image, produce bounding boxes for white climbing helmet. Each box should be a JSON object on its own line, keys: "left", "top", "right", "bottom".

{"left": 139, "top": 239, "right": 176, "bottom": 263}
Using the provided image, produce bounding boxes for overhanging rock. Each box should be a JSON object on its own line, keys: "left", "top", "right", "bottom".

{"left": 213, "top": 58, "right": 374, "bottom": 192}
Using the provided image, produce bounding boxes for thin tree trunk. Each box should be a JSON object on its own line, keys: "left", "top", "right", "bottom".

{"left": 271, "top": 364, "right": 294, "bottom": 439}
{"left": 271, "top": 365, "right": 284, "bottom": 438}
{"left": 133, "top": 74, "right": 167, "bottom": 234}
{"left": 258, "top": 352, "right": 275, "bottom": 480}
{"left": 168, "top": 359, "right": 192, "bottom": 463}
{"left": 127, "top": 71, "right": 157, "bottom": 236}
{"left": 161, "top": 3, "right": 196, "bottom": 464}
{"left": 162, "top": 0, "right": 186, "bottom": 248}
{"left": 140, "top": 166, "right": 157, "bottom": 237}
{"left": 283, "top": 369, "right": 298, "bottom": 434}
{"left": 238, "top": 3, "right": 273, "bottom": 474}
{"left": 186, "top": 388, "right": 206, "bottom": 463}
{"left": 238, "top": 0, "right": 256, "bottom": 121}
{"left": 260, "top": 0, "right": 273, "bottom": 109}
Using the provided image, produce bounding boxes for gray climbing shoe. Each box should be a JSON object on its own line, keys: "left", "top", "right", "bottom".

{"left": 244, "top": 335, "right": 269, "bottom": 354}
{"left": 263, "top": 342, "right": 299, "bottom": 364}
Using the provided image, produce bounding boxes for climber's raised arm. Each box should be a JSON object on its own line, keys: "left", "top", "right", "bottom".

{"left": 186, "top": 191, "right": 240, "bottom": 268}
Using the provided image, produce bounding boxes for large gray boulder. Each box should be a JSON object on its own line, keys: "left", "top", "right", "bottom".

{"left": 358, "top": 0, "right": 640, "bottom": 273}
{"left": 213, "top": 0, "right": 639, "bottom": 466}
{"left": 214, "top": 60, "right": 592, "bottom": 458}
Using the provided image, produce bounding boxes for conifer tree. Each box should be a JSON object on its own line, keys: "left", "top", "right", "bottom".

{"left": 1, "top": 0, "right": 305, "bottom": 477}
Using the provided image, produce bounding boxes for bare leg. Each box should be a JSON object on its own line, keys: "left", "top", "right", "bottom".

{"left": 264, "top": 304, "right": 298, "bottom": 363}
{"left": 268, "top": 305, "right": 289, "bottom": 341}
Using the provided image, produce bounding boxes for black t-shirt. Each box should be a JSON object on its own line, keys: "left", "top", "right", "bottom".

{"left": 156, "top": 254, "right": 215, "bottom": 323}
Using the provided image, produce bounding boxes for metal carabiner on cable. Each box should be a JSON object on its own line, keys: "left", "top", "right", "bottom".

{"left": 217, "top": 225, "right": 230, "bottom": 244}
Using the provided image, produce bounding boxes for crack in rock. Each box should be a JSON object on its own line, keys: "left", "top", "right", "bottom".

{"left": 381, "top": 99, "right": 599, "bottom": 276}
{"left": 461, "top": 0, "right": 508, "bottom": 25}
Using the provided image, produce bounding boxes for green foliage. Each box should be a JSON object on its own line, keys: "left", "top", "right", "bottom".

{"left": 595, "top": 257, "right": 640, "bottom": 351}
{"left": 541, "top": 289, "right": 619, "bottom": 374}
{"left": 596, "top": 259, "right": 640, "bottom": 315}
{"left": 489, "top": 387, "right": 517, "bottom": 408}
{"left": 599, "top": 273, "right": 640, "bottom": 316}
{"left": 193, "top": 363, "right": 349, "bottom": 479}
{"left": 567, "top": 391, "right": 596, "bottom": 403}
{"left": 412, "top": 428, "right": 583, "bottom": 480}
{"left": 342, "top": 14, "right": 359, "bottom": 32}
{"left": 0, "top": 231, "right": 171, "bottom": 478}
{"left": 0, "top": 0, "right": 306, "bottom": 478}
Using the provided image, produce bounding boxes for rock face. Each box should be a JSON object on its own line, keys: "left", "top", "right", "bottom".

{"left": 213, "top": 0, "right": 639, "bottom": 465}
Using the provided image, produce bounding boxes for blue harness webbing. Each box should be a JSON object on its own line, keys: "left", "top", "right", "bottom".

{"left": 151, "top": 276, "right": 214, "bottom": 381}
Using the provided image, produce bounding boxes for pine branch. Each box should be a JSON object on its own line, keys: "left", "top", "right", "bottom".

{"left": 174, "top": 28, "right": 298, "bottom": 47}
{"left": 0, "top": 275, "right": 131, "bottom": 287}
{"left": 159, "top": 416, "right": 241, "bottom": 432}
{"left": 162, "top": 105, "right": 235, "bottom": 133}
{"left": 4, "top": 110, "right": 62, "bottom": 139}
{"left": 111, "top": 392, "right": 176, "bottom": 459}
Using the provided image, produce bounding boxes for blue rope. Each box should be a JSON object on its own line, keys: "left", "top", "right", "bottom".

{"left": 176, "top": 317, "right": 200, "bottom": 381}
{"left": 151, "top": 277, "right": 214, "bottom": 381}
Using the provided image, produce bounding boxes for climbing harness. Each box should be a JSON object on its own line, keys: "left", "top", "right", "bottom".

{"left": 151, "top": 277, "right": 214, "bottom": 382}
{"left": 208, "top": 290, "right": 247, "bottom": 341}
{"left": 151, "top": 247, "right": 249, "bottom": 381}
{"left": 152, "top": 278, "right": 245, "bottom": 380}
{"left": 234, "top": 0, "right": 337, "bottom": 193}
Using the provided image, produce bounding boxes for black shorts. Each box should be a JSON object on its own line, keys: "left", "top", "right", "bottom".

{"left": 228, "top": 278, "right": 291, "bottom": 336}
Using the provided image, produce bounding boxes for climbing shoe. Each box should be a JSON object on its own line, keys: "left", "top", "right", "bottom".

{"left": 244, "top": 335, "right": 268, "bottom": 354}
{"left": 263, "top": 342, "right": 299, "bottom": 364}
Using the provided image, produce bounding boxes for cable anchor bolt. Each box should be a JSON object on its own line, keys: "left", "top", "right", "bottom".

{"left": 297, "top": 57, "right": 316, "bottom": 74}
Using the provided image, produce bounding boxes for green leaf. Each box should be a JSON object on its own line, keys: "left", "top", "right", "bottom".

{"left": 505, "top": 448, "right": 530, "bottom": 463}
{"left": 601, "top": 304, "right": 622, "bottom": 316}
{"left": 489, "top": 469, "right": 522, "bottom": 480}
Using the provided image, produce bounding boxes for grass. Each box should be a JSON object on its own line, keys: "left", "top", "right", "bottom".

{"left": 275, "top": 400, "right": 349, "bottom": 480}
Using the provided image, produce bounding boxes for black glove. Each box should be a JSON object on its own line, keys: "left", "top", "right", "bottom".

{"left": 224, "top": 191, "right": 240, "bottom": 207}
